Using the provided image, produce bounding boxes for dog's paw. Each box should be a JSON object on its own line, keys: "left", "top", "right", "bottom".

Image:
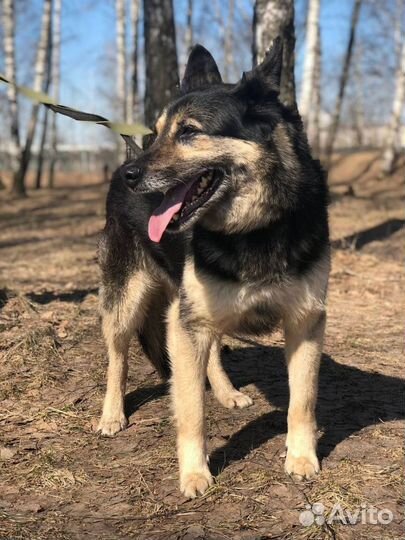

{"left": 285, "top": 453, "right": 320, "bottom": 480}
{"left": 180, "top": 469, "right": 214, "bottom": 498}
{"left": 219, "top": 389, "right": 253, "bottom": 410}
{"left": 97, "top": 414, "right": 128, "bottom": 436}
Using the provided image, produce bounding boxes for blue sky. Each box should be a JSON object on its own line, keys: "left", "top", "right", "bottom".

{"left": 1, "top": 0, "right": 399, "bottom": 145}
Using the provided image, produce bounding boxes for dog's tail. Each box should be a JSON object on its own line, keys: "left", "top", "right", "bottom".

{"left": 138, "top": 288, "right": 171, "bottom": 381}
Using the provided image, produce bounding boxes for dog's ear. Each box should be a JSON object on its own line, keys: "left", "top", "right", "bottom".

{"left": 233, "top": 37, "right": 283, "bottom": 101}
{"left": 181, "top": 45, "right": 222, "bottom": 93}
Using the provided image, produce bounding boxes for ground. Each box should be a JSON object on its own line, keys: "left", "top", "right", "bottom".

{"left": 0, "top": 150, "right": 404, "bottom": 540}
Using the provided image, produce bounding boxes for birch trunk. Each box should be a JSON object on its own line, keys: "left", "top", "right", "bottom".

{"left": 127, "top": 0, "right": 140, "bottom": 123}
{"left": 2, "top": 0, "right": 21, "bottom": 187}
{"left": 353, "top": 50, "right": 365, "bottom": 147}
{"left": 299, "top": 0, "right": 321, "bottom": 130}
{"left": 13, "top": 0, "right": 53, "bottom": 197}
{"left": 324, "top": 0, "right": 362, "bottom": 167}
{"left": 35, "top": 20, "right": 53, "bottom": 190}
{"left": 383, "top": 16, "right": 405, "bottom": 173}
{"left": 309, "top": 25, "right": 322, "bottom": 156}
{"left": 253, "top": 0, "right": 296, "bottom": 109}
{"left": 116, "top": 0, "right": 127, "bottom": 122}
{"left": 185, "top": 0, "right": 193, "bottom": 54}
{"left": 224, "top": 0, "right": 235, "bottom": 82}
{"left": 143, "top": 0, "right": 179, "bottom": 127}
{"left": 48, "top": 0, "right": 62, "bottom": 188}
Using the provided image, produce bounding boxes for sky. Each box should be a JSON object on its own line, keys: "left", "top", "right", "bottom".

{"left": 0, "top": 0, "right": 400, "bottom": 147}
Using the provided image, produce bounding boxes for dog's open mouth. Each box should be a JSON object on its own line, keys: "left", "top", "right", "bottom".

{"left": 148, "top": 170, "right": 221, "bottom": 242}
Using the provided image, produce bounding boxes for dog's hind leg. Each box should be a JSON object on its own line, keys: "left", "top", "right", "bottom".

{"left": 283, "top": 310, "right": 326, "bottom": 479}
{"left": 207, "top": 340, "right": 253, "bottom": 409}
{"left": 138, "top": 285, "right": 171, "bottom": 381}
{"left": 97, "top": 271, "right": 152, "bottom": 436}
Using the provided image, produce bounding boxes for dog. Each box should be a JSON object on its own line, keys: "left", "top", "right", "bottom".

{"left": 97, "top": 38, "right": 330, "bottom": 498}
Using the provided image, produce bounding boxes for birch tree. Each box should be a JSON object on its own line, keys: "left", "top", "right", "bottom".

{"left": 299, "top": 0, "right": 321, "bottom": 150}
{"left": 224, "top": 0, "right": 235, "bottom": 82}
{"left": 383, "top": 11, "right": 405, "bottom": 173}
{"left": 127, "top": 0, "right": 140, "bottom": 123}
{"left": 115, "top": 0, "right": 127, "bottom": 122}
{"left": 185, "top": 0, "right": 193, "bottom": 54}
{"left": 143, "top": 0, "right": 179, "bottom": 127}
{"left": 324, "top": 0, "right": 362, "bottom": 167}
{"left": 13, "top": 0, "right": 53, "bottom": 197}
{"left": 253, "top": 0, "right": 296, "bottom": 109}
{"left": 35, "top": 19, "right": 53, "bottom": 190}
{"left": 2, "top": 0, "right": 21, "bottom": 187}
{"left": 48, "top": 0, "right": 62, "bottom": 188}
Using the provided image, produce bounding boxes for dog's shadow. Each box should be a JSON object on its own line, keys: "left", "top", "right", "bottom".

{"left": 210, "top": 344, "right": 404, "bottom": 472}
{"left": 124, "top": 344, "right": 404, "bottom": 472}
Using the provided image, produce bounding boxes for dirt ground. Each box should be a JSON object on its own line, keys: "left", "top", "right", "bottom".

{"left": 0, "top": 150, "right": 404, "bottom": 540}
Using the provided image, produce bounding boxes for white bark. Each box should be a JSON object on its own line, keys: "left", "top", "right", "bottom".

{"left": 309, "top": 24, "right": 321, "bottom": 154}
{"left": 13, "top": 0, "right": 53, "bottom": 196}
{"left": 185, "top": 0, "right": 193, "bottom": 53}
{"left": 127, "top": 0, "right": 139, "bottom": 123}
{"left": 383, "top": 38, "right": 405, "bottom": 173}
{"left": 224, "top": 0, "right": 235, "bottom": 82}
{"left": 253, "top": 0, "right": 296, "bottom": 108}
{"left": 2, "top": 0, "right": 20, "bottom": 176}
{"left": 116, "top": 0, "right": 128, "bottom": 122}
{"left": 49, "top": 0, "right": 62, "bottom": 187}
{"left": 299, "top": 0, "right": 320, "bottom": 123}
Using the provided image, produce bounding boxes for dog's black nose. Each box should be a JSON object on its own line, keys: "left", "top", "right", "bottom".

{"left": 123, "top": 165, "right": 142, "bottom": 187}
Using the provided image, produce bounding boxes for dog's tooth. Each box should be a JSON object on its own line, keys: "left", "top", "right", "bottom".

{"left": 192, "top": 195, "right": 197, "bottom": 202}
{"left": 172, "top": 214, "right": 179, "bottom": 221}
{"left": 200, "top": 178, "right": 208, "bottom": 188}
{"left": 197, "top": 187, "right": 204, "bottom": 195}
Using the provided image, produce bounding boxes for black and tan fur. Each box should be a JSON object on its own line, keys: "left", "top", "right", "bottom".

{"left": 97, "top": 39, "right": 330, "bottom": 498}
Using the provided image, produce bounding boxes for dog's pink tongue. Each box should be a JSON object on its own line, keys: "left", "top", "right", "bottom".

{"left": 148, "top": 183, "right": 190, "bottom": 243}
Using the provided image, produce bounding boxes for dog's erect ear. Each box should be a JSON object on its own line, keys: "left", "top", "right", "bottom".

{"left": 233, "top": 37, "right": 283, "bottom": 100}
{"left": 181, "top": 45, "right": 222, "bottom": 93}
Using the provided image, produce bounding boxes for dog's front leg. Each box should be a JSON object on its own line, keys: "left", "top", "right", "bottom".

{"left": 167, "top": 299, "right": 214, "bottom": 498}
{"left": 97, "top": 272, "right": 151, "bottom": 436}
{"left": 283, "top": 311, "right": 326, "bottom": 479}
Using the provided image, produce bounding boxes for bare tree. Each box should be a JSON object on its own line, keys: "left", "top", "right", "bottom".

{"left": 224, "top": 0, "right": 235, "bottom": 82}
{"left": 299, "top": 0, "right": 321, "bottom": 149}
{"left": 48, "top": 0, "right": 62, "bottom": 188}
{"left": 115, "top": 0, "right": 127, "bottom": 122}
{"left": 185, "top": 0, "right": 193, "bottom": 54}
{"left": 35, "top": 4, "right": 55, "bottom": 190}
{"left": 352, "top": 46, "right": 365, "bottom": 147}
{"left": 13, "top": 0, "right": 53, "bottom": 197}
{"left": 324, "top": 0, "right": 362, "bottom": 167}
{"left": 127, "top": 0, "right": 140, "bottom": 123}
{"left": 311, "top": 25, "right": 322, "bottom": 155}
{"left": 35, "top": 20, "right": 53, "bottom": 190}
{"left": 143, "top": 0, "right": 179, "bottom": 127}
{"left": 383, "top": 6, "right": 405, "bottom": 174}
{"left": 2, "top": 0, "right": 21, "bottom": 188}
{"left": 253, "top": 0, "right": 296, "bottom": 108}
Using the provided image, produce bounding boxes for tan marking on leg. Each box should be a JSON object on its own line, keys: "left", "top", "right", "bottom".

{"left": 97, "top": 271, "right": 153, "bottom": 436}
{"left": 168, "top": 298, "right": 214, "bottom": 498}
{"left": 283, "top": 311, "right": 326, "bottom": 479}
{"left": 207, "top": 340, "right": 253, "bottom": 409}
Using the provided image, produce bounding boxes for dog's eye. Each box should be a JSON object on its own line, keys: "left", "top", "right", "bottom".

{"left": 178, "top": 125, "right": 201, "bottom": 140}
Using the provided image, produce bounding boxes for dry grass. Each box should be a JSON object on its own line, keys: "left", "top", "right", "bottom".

{"left": 0, "top": 151, "right": 404, "bottom": 539}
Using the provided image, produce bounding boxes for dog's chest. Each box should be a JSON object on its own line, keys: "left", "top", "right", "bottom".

{"left": 184, "top": 264, "right": 289, "bottom": 333}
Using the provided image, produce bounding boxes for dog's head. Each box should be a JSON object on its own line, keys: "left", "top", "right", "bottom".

{"left": 122, "top": 38, "right": 314, "bottom": 243}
